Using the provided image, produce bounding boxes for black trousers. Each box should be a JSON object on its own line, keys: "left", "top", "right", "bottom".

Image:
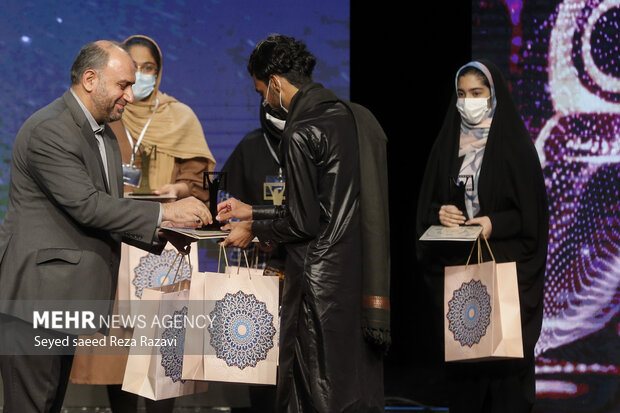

{"left": 0, "top": 313, "right": 76, "bottom": 413}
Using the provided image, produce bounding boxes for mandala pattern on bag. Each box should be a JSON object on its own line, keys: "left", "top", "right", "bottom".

{"left": 133, "top": 249, "right": 192, "bottom": 298}
{"left": 160, "top": 306, "right": 188, "bottom": 383}
{"left": 208, "top": 290, "right": 276, "bottom": 369}
{"left": 447, "top": 280, "right": 492, "bottom": 347}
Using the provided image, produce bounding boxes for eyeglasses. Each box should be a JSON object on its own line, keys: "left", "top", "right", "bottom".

{"left": 136, "top": 63, "right": 158, "bottom": 75}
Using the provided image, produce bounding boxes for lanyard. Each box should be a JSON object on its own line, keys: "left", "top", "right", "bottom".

{"left": 125, "top": 97, "right": 160, "bottom": 165}
{"left": 263, "top": 133, "right": 283, "bottom": 176}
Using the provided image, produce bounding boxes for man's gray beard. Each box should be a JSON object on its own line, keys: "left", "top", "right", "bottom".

{"left": 92, "top": 79, "right": 122, "bottom": 122}
{"left": 108, "top": 107, "right": 123, "bottom": 122}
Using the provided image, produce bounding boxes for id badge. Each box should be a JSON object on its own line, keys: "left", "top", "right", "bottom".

{"left": 263, "top": 175, "right": 286, "bottom": 205}
{"left": 122, "top": 164, "right": 142, "bottom": 187}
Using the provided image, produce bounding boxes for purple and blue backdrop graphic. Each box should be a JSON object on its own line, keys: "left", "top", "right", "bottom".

{"left": 474, "top": 1, "right": 619, "bottom": 411}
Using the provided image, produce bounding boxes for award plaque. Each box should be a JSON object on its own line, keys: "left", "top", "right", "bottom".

{"left": 202, "top": 171, "right": 227, "bottom": 230}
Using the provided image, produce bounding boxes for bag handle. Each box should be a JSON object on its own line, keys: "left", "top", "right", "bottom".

{"left": 217, "top": 242, "right": 230, "bottom": 274}
{"left": 232, "top": 247, "right": 253, "bottom": 280}
{"left": 159, "top": 250, "right": 190, "bottom": 291}
{"left": 242, "top": 249, "right": 253, "bottom": 279}
{"left": 465, "top": 234, "right": 496, "bottom": 267}
{"left": 251, "top": 244, "right": 260, "bottom": 269}
{"left": 217, "top": 244, "right": 253, "bottom": 279}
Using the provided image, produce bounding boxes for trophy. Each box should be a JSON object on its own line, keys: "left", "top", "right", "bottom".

{"left": 128, "top": 145, "right": 157, "bottom": 195}
{"left": 202, "top": 171, "right": 227, "bottom": 229}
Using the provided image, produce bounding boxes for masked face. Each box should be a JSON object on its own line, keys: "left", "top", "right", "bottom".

{"left": 456, "top": 97, "right": 491, "bottom": 125}
{"left": 456, "top": 72, "right": 492, "bottom": 125}
{"left": 128, "top": 44, "right": 159, "bottom": 101}
{"left": 256, "top": 76, "right": 288, "bottom": 119}
{"left": 132, "top": 72, "right": 156, "bottom": 101}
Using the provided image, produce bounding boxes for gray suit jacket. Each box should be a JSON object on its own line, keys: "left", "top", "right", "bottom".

{"left": 0, "top": 90, "right": 164, "bottom": 333}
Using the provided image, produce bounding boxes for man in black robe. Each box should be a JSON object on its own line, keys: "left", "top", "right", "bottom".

{"left": 216, "top": 34, "right": 390, "bottom": 413}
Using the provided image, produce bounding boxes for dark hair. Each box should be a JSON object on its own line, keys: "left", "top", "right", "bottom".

{"left": 458, "top": 65, "right": 490, "bottom": 89}
{"left": 247, "top": 34, "right": 316, "bottom": 88}
{"left": 70, "top": 42, "right": 112, "bottom": 85}
{"left": 124, "top": 36, "right": 161, "bottom": 72}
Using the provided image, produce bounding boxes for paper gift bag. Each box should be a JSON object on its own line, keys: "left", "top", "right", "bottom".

{"left": 444, "top": 237, "right": 523, "bottom": 362}
{"left": 117, "top": 243, "right": 198, "bottom": 316}
{"left": 183, "top": 247, "right": 279, "bottom": 385}
{"left": 122, "top": 254, "right": 208, "bottom": 400}
{"left": 71, "top": 245, "right": 198, "bottom": 384}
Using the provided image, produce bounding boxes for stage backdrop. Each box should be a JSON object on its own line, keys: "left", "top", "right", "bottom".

{"left": 473, "top": 1, "right": 619, "bottom": 412}
{"left": 0, "top": 0, "right": 350, "bottom": 219}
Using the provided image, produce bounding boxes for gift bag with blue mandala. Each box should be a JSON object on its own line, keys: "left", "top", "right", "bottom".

{"left": 182, "top": 249, "right": 279, "bottom": 385}
{"left": 444, "top": 237, "right": 523, "bottom": 362}
{"left": 122, "top": 255, "right": 209, "bottom": 400}
{"left": 117, "top": 243, "right": 198, "bottom": 317}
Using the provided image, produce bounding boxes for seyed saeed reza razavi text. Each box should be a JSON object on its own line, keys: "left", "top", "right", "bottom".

{"left": 35, "top": 333, "right": 179, "bottom": 350}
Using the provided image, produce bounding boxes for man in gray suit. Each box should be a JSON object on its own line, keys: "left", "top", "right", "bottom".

{"left": 0, "top": 40, "right": 211, "bottom": 412}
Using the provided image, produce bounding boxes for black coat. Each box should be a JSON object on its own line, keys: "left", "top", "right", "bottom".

{"left": 252, "top": 83, "right": 384, "bottom": 413}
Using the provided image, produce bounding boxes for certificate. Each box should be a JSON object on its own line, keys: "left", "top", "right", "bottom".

{"left": 419, "top": 225, "right": 483, "bottom": 242}
{"left": 160, "top": 227, "right": 229, "bottom": 240}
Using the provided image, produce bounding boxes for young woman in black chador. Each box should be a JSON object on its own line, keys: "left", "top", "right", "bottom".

{"left": 416, "top": 60, "right": 549, "bottom": 412}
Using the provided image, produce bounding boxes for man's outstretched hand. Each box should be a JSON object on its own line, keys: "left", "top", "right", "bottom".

{"left": 216, "top": 198, "right": 252, "bottom": 222}
{"left": 161, "top": 196, "right": 212, "bottom": 227}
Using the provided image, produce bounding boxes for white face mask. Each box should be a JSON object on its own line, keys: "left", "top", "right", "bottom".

{"left": 132, "top": 72, "right": 156, "bottom": 101}
{"left": 265, "top": 111, "right": 286, "bottom": 130}
{"left": 262, "top": 78, "right": 288, "bottom": 115}
{"left": 456, "top": 97, "right": 490, "bottom": 125}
